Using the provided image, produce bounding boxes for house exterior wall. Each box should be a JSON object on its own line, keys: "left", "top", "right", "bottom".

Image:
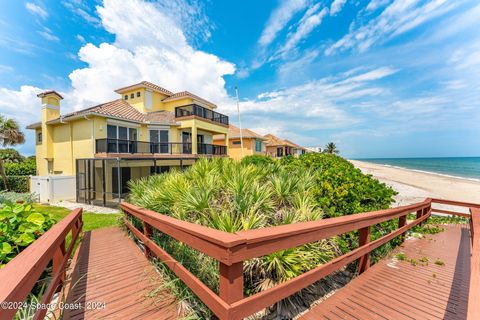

{"left": 32, "top": 86, "right": 228, "bottom": 176}
{"left": 213, "top": 137, "right": 266, "bottom": 160}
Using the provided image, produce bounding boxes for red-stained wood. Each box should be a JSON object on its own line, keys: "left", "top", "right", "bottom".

{"left": 358, "top": 226, "right": 370, "bottom": 274}
{"left": 301, "top": 224, "right": 471, "bottom": 320}
{"left": 0, "top": 208, "right": 82, "bottom": 320}
{"left": 431, "top": 198, "right": 480, "bottom": 209}
{"left": 227, "top": 213, "right": 431, "bottom": 320}
{"left": 468, "top": 208, "right": 480, "bottom": 320}
{"left": 122, "top": 203, "right": 245, "bottom": 265}
{"left": 123, "top": 219, "right": 229, "bottom": 319}
{"left": 118, "top": 198, "right": 479, "bottom": 320}
{"left": 399, "top": 214, "right": 407, "bottom": 242}
{"left": 219, "top": 262, "right": 244, "bottom": 304}
{"left": 63, "top": 226, "right": 178, "bottom": 320}
{"left": 432, "top": 208, "right": 471, "bottom": 218}
{"left": 232, "top": 201, "right": 431, "bottom": 262}
{"left": 142, "top": 221, "right": 153, "bottom": 258}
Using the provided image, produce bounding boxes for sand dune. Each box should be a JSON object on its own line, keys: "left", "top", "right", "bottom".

{"left": 350, "top": 160, "right": 480, "bottom": 208}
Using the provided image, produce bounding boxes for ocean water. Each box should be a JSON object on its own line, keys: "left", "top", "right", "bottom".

{"left": 358, "top": 157, "right": 480, "bottom": 181}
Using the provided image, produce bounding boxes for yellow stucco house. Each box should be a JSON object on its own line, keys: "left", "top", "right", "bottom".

{"left": 27, "top": 81, "right": 229, "bottom": 206}
{"left": 213, "top": 125, "right": 266, "bottom": 160}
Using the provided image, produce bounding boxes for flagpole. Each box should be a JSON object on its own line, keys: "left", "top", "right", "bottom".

{"left": 235, "top": 86, "right": 244, "bottom": 158}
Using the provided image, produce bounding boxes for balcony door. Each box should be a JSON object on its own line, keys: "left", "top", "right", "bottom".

{"left": 182, "top": 132, "right": 192, "bottom": 154}
{"left": 107, "top": 124, "right": 137, "bottom": 153}
{"left": 150, "top": 129, "right": 169, "bottom": 153}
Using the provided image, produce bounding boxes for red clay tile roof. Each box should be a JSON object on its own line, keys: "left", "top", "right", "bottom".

{"left": 114, "top": 81, "right": 174, "bottom": 96}
{"left": 228, "top": 124, "right": 266, "bottom": 140}
{"left": 46, "top": 99, "right": 146, "bottom": 123}
{"left": 264, "top": 134, "right": 300, "bottom": 148}
{"left": 162, "top": 91, "right": 217, "bottom": 108}
{"left": 284, "top": 139, "right": 305, "bottom": 149}
{"left": 37, "top": 90, "right": 63, "bottom": 99}
{"left": 144, "top": 111, "right": 177, "bottom": 124}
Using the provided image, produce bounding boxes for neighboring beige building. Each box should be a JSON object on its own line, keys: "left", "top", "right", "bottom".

{"left": 27, "top": 81, "right": 229, "bottom": 206}
{"left": 264, "top": 134, "right": 306, "bottom": 158}
{"left": 213, "top": 125, "right": 266, "bottom": 160}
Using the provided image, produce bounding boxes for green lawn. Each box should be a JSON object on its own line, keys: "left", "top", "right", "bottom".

{"left": 33, "top": 204, "right": 122, "bottom": 231}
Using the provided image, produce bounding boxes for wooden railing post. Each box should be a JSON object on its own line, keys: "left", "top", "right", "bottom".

{"left": 53, "top": 240, "right": 66, "bottom": 288}
{"left": 219, "top": 262, "right": 244, "bottom": 304}
{"left": 358, "top": 227, "right": 370, "bottom": 274}
{"left": 399, "top": 214, "right": 407, "bottom": 242}
{"left": 142, "top": 221, "right": 153, "bottom": 258}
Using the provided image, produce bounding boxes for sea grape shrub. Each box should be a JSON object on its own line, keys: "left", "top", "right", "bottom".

{"left": 283, "top": 153, "right": 397, "bottom": 217}
{"left": 241, "top": 154, "right": 276, "bottom": 166}
{"left": 0, "top": 202, "right": 56, "bottom": 268}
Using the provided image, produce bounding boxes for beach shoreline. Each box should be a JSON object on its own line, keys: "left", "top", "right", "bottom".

{"left": 350, "top": 160, "right": 480, "bottom": 207}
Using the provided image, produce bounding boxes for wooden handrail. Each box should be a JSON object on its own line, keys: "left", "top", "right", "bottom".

{"left": 468, "top": 207, "right": 480, "bottom": 320}
{"left": 121, "top": 199, "right": 443, "bottom": 319}
{"left": 0, "top": 208, "right": 83, "bottom": 320}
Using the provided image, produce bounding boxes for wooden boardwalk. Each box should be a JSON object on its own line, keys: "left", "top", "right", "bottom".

{"left": 62, "top": 227, "right": 178, "bottom": 320}
{"left": 301, "top": 224, "right": 471, "bottom": 320}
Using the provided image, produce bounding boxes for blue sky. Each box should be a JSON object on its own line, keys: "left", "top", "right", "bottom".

{"left": 0, "top": 0, "right": 479, "bottom": 158}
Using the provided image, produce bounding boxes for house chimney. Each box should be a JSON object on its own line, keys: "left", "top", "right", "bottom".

{"left": 37, "top": 90, "right": 63, "bottom": 173}
{"left": 37, "top": 90, "right": 63, "bottom": 122}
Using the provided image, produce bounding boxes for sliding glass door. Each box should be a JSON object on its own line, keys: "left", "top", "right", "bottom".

{"left": 149, "top": 129, "right": 169, "bottom": 153}
{"left": 107, "top": 124, "right": 137, "bottom": 153}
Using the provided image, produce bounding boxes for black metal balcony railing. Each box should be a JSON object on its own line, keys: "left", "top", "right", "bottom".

{"left": 198, "top": 143, "right": 227, "bottom": 155}
{"left": 175, "top": 104, "right": 229, "bottom": 125}
{"left": 96, "top": 139, "right": 227, "bottom": 156}
{"left": 96, "top": 139, "right": 192, "bottom": 155}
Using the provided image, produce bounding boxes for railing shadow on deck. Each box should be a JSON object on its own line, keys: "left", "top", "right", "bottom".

{"left": 61, "top": 231, "right": 92, "bottom": 319}
{"left": 121, "top": 198, "right": 480, "bottom": 320}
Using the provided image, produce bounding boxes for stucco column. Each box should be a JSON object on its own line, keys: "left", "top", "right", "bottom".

{"left": 224, "top": 133, "right": 228, "bottom": 155}
{"left": 192, "top": 126, "right": 198, "bottom": 154}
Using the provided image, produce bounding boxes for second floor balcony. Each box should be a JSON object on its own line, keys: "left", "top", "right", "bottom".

{"left": 175, "top": 104, "right": 229, "bottom": 126}
{"left": 95, "top": 138, "right": 226, "bottom": 156}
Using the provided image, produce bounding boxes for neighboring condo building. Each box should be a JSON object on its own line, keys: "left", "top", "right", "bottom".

{"left": 213, "top": 124, "right": 266, "bottom": 160}
{"left": 27, "top": 81, "right": 229, "bottom": 206}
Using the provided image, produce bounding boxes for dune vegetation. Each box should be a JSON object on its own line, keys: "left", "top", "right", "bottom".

{"left": 127, "top": 154, "right": 397, "bottom": 318}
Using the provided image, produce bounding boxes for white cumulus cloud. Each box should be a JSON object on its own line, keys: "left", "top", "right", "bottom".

{"left": 67, "top": 0, "right": 235, "bottom": 110}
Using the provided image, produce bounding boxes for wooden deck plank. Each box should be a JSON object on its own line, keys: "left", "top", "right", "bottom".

{"left": 63, "top": 227, "right": 178, "bottom": 320}
{"left": 301, "top": 224, "right": 471, "bottom": 320}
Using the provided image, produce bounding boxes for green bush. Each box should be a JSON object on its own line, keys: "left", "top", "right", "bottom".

{"left": 4, "top": 160, "right": 36, "bottom": 176}
{"left": 0, "top": 148, "right": 25, "bottom": 163}
{"left": 0, "top": 176, "right": 30, "bottom": 193}
{"left": 0, "top": 202, "right": 56, "bottom": 268}
{"left": 283, "top": 153, "right": 396, "bottom": 217}
{"left": 240, "top": 154, "right": 276, "bottom": 166}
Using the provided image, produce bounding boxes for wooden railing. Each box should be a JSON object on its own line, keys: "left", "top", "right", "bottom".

{"left": 0, "top": 208, "right": 83, "bottom": 320}
{"left": 122, "top": 199, "right": 447, "bottom": 319}
{"left": 469, "top": 206, "right": 480, "bottom": 320}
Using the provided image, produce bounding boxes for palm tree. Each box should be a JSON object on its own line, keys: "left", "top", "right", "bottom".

{"left": 0, "top": 116, "right": 25, "bottom": 190}
{"left": 323, "top": 142, "right": 339, "bottom": 154}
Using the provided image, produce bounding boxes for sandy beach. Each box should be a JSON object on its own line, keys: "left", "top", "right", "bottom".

{"left": 350, "top": 160, "right": 480, "bottom": 208}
